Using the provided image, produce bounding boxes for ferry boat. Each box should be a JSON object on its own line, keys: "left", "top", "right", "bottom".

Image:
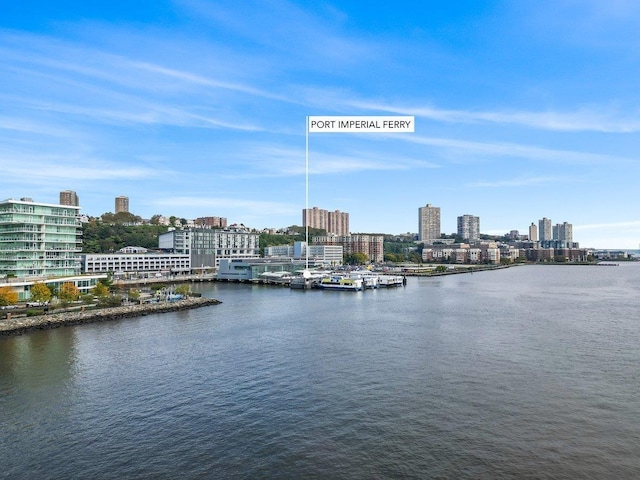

{"left": 318, "top": 274, "right": 364, "bottom": 291}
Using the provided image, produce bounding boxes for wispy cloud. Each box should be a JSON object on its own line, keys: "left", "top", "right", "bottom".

{"left": 468, "top": 176, "right": 570, "bottom": 188}
{"left": 574, "top": 220, "right": 640, "bottom": 231}
{"left": 178, "top": 0, "right": 377, "bottom": 67}
{"left": 152, "top": 196, "right": 297, "bottom": 216}
{"left": 211, "top": 143, "right": 440, "bottom": 179}
{"left": 397, "top": 134, "right": 630, "bottom": 165}
{"left": 348, "top": 100, "right": 640, "bottom": 133}
{"left": 1, "top": 154, "right": 165, "bottom": 181}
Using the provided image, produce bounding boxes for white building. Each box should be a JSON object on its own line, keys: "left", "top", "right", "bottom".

{"left": 80, "top": 253, "right": 191, "bottom": 275}
{"left": 0, "top": 198, "right": 82, "bottom": 277}
{"left": 159, "top": 227, "right": 259, "bottom": 270}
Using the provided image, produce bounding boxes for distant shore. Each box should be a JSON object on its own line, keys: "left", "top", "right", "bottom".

{"left": 0, "top": 296, "right": 221, "bottom": 337}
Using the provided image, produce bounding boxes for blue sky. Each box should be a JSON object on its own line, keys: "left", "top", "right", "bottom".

{"left": 2, "top": 1, "right": 639, "bottom": 248}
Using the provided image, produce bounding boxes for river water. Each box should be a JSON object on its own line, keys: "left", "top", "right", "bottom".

{"left": 1, "top": 264, "right": 639, "bottom": 479}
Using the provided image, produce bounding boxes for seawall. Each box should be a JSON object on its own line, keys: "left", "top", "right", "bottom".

{"left": 0, "top": 297, "right": 221, "bottom": 337}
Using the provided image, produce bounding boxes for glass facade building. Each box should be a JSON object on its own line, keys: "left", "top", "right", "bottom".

{"left": 0, "top": 198, "right": 82, "bottom": 277}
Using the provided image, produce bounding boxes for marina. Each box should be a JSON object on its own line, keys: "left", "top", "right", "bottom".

{"left": 258, "top": 269, "right": 406, "bottom": 290}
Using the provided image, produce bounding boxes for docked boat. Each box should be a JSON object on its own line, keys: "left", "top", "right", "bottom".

{"left": 349, "top": 270, "right": 379, "bottom": 289}
{"left": 289, "top": 269, "right": 327, "bottom": 289}
{"left": 317, "top": 274, "right": 364, "bottom": 291}
{"left": 377, "top": 274, "right": 406, "bottom": 287}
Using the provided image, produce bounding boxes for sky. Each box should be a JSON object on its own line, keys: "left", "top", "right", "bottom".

{"left": 2, "top": 0, "right": 640, "bottom": 249}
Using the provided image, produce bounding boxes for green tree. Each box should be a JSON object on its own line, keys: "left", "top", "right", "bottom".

{"left": 384, "top": 253, "right": 400, "bottom": 263}
{"left": 344, "top": 252, "right": 369, "bottom": 265}
{"left": 30, "top": 282, "right": 52, "bottom": 304}
{"left": 0, "top": 286, "right": 19, "bottom": 307}
{"left": 98, "top": 294, "right": 123, "bottom": 307}
{"left": 92, "top": 282, "right": 110, "bottom": 297}
{"left": 435, "top": 265, "right": 448, "bottom": 273}
{"left": 128, "top": 289, "right": 141, "bottom": 302}
{"left": 175, "top": 284, "right": 190, "bottom": 297}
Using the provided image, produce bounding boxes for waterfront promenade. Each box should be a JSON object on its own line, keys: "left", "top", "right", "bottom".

{"left": 0, "top": 296, "right": 221, "bottom": 336}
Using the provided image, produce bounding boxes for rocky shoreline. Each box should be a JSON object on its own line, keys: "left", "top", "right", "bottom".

{"left": 0, "top": 297, "right": 221, "bottom": 337}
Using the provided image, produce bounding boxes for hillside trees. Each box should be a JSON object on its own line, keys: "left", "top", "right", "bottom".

{"left": 82, "top": 221, "right": 169, "bottom": 253}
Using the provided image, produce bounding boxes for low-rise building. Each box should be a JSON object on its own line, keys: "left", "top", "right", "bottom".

{"left": 159, "top": 226, "right": 259, "bottom": 271}
{"left": 217, "top": 258, "right": 314, "bottom": 282}
{"left": 80, "top": 252, "right": 191, "bottom": 275}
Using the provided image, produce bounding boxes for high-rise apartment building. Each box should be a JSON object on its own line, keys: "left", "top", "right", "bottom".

{"left": 539, "top": 217, "right": 552, "bottom": 241}
{"left": 302, "top": 207, "right": 349, "bottom": 236}
{"left": 0, "top": 198, "right": 82, "bottom": 277}
{"left": 327, "top": 210, "right": 350, "bottom": 237}
{"left": 529, "top": 222, "right": 538, "bottom": 242}
{"left": 553, "top": 222, "right": 573, "bottom": 243}
{"left": 418, "top": 204, "right": 441, "bottom": 243}
{"left": 115, "top": 196, "right": 129, "bottom": 214}
{"left": 457, "top": 214, "right": 480, "bottom": 242}
{"left": 59, "top": 190, "right": 79, "bottom": 207}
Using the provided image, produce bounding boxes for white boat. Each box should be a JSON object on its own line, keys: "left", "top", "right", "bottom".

{"left": 377, "top": 274, "right": 406, "bottom": 287}
{"left": 349, "top": 270, "right": 379, "bottom": 289}
{"left": 318, "top": 274, "right": 364, "bottom": 291}
{"left": 289, "top": 269, "right": 327, "bottom": 289}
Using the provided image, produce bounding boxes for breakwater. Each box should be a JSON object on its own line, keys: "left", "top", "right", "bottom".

{"left": 0, "top": 297, "right": 221, "bottom": 336}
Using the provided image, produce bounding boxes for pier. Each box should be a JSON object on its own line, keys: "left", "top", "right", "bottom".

{"left": 0, "top": 296, "right": 221, "bottom": 336}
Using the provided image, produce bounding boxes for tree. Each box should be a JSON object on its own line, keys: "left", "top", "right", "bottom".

{"left": 98, "top": 294, "right": 123, "bottom": 307}
{"left": 30, "top": 282, "right": 52, "bottom": 304}
{"left": 0, "top": 286, "right": 19, "bottom": 307}
{"left": 175, "top": 284, "right": 190, "bottom": 297}
{"left": 59, "top": 282, "right": 80, "bottom": 303}
{"left": 344, "top": 252, "right": 369, "bottom": 265}
{"left": 128, "top": 289, "right": 141, "bottom": 302}
{"left": 92, "top": 282, "right": 110, "bottom": 298}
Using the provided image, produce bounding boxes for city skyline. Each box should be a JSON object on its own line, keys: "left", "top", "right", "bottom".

{"left": 2, "top": 2, "right": 640, "bottom": 248}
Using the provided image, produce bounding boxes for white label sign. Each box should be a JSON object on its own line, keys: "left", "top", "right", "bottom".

{"left": 308, "top": 115, "right": 415, "bottom": 133}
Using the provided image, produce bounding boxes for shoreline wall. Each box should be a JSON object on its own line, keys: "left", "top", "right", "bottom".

{"left": 0, "top": 297, "right": 221, "bottom": 337}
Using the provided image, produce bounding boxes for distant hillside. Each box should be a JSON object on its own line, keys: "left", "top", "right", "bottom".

{"left": 82, "top": 222, "right": 169, "bottom": 253}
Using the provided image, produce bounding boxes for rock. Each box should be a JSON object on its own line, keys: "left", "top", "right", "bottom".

{"left": 0, "top": 297, "right": 221, "bottom": 336}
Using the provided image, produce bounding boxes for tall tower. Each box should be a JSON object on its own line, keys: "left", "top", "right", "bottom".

{"left": 554, "top": 222, "right": 573, "bottom": 243}
{"left": 457, "top": 214, "right": 480, "bottom": 242}
{"left": 418, "top": 204, "right": 441, "bottom": 243}
{"left": 539, "top": 217, "right": 552, "bottom": 241}
{"left": 303, "top": 207, "right": 349, "bottom": 235}
{"left": 59, "top": 190, "right": 79, "bottom": 206}
{"left": 529, "top": 222, "right": 538, "bottom": 242}
{"left": 115, "top": 196, "right": 129, "bottom": 214}
{"left": 327, "top": 210, "right": 349, "bottom": 236}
